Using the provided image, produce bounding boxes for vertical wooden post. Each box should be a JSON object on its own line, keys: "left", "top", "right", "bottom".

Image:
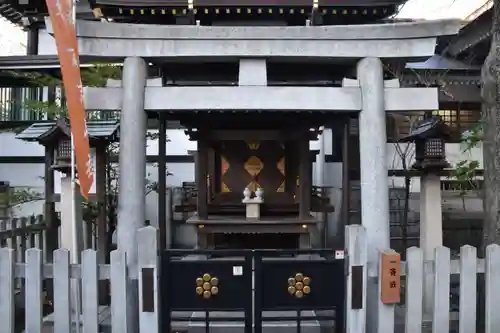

{"left": 341, "top": 117, "right": 351, "bottom": 227}
{"left": 43, "top": 145, "right": 58, "bottom": 310}
{"left": 196, "top": 137, "right": 208, "bottom": 219}
{"left": 43, "top": 145, "right": 57, "bottom": 258}
{"left": 165, "top": 188, "right": 173, "bottom": 249}
{"left": 158, "top": 114, "right": 167, "bottom": 250}
{"left": 299, "top": 132, "right": 311, "bottom": 219}
{"left": 95, "top": 142, "right": 109, "bottom": 305}
{"left": 284, "top": 140, "right": 296, "bottom": 194}
{"left": 96, "top": 143, "right": 107, "bottom": 252}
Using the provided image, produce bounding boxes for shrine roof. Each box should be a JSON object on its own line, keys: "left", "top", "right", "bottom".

{"left": 439, "top": 7, "right": 491, "bottom": 65}
{"left": 16, "top": 120, "right": 120, "bottom": 143}
{"left": 0, "top": 0, "right": 406, "bottom": 26}
{"left": 405, "top": 55, "right": 480, "bottom": 71}
{"left": 95, "top": 0, "right": 405, "bottom": 6}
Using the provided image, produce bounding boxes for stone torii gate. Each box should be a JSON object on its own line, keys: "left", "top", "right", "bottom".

{"left": 46, "top": 18, "right": 460, "bottom": 331}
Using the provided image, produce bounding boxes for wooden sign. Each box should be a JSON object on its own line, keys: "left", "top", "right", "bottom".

{"left": 380, "top": 251, "right": 401, "bottom": 304}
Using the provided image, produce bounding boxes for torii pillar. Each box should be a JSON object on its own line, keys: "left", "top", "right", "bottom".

{"left": 357, "top": 58, "right": 390, "bottom": 333}
{"left": 345, "top": 57, "right": 424, "bottom": 333}
{"left": 117, "top": 57, "right": 148, "bottom": 332}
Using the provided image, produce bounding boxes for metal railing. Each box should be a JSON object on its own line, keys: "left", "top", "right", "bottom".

{"left": 0, "top": 86, "right": 120, "bottom": 123}
{"left": 0, "top": 87, "right": 46, "bottom": 122}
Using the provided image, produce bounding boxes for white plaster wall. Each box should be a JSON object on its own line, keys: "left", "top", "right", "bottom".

{"left": 37, "top": 28, "right": 58, "bottom": 56}
{"left": 0, "top": 18, "right": 26, "bottom": 56}
{"left": 0, "top": 130, "right": 196, "bottom": 218}
{"left": 0, "top": 129, "right": 483, "bottom": 218}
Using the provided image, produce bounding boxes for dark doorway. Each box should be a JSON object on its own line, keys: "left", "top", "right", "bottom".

{"left": 213, "top": 233, "right": 299, "bottom": 249}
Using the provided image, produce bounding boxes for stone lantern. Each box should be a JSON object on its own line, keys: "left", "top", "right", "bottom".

{"left": 400, "top": 114, "right": 451, "bottom": 320}
{"left": 400, "top": 115, "right": 451, "bottom": 171}
{"left": 17, "top": 118, "right": 120, "bottom": 307}
{"left": 30, "top": 118, "right": 75, "bottom": 174}
{"left": 54, "top": 136, "right": 73, "bottom": 174}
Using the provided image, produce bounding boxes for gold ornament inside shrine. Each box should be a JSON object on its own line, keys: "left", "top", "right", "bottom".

{"left": 195, "top": 273, "right": 219, "bottom": 299}
{"left": 287, "top": 272, "right": 312, "bottom": 298}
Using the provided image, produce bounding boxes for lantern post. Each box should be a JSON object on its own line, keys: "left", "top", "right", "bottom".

{"left": 400, "top": 115, "right": 451, "bottom": 323}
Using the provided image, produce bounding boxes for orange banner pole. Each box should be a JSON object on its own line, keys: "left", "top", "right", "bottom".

{"left": 45, "top": 0, "right": 94, "bottom": 199}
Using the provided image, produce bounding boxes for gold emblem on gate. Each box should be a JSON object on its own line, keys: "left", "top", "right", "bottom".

{"left": 287, "top": 273, "right": 311, "bottom": 298}
{"left": 195, "top": 273, "right": 219, "bottom": 299}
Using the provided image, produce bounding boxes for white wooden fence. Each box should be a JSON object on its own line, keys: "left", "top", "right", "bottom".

{"left": 2, "top": 224, "right": 500, "bottom": 333}
{"left": 0, "top": 226, "right": 160, "bottom": 333}
{"left": 0, "top": 215, "right": 47, "bottom": 262}
{"left": 346, "top": 225, "right": 500, "bottom": 333}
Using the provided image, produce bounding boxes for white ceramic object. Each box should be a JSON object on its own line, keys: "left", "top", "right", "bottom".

{"left": 255, "top": 187, "right": 264, "bottom": 200}
{"left": 243, "top": 187, "right": 251, "bottom": 200}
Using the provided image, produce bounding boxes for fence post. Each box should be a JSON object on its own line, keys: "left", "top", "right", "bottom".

{"left": 137, "top": 226, "right": 159, "bottom": 333}
{"left": 110, "top": 250, "right": 129, "bottom": 333}
{"left": 432, "top": 247, "right": 450, "bottom": 333}
{"left": 25, "top": 248, "right": 43, "bottom": 333}
{"left": 459, "top": 245, "right": 477, "bottom": 333}
{"left": 53, "top": 249, "right": 71, "bottom": 333}
{"left": 404, "top": 247, "right": 423, "bottom": 333}
{"left": 485, "top": 244, "right": 500, "bottom": 333}
{"left": 345, "top": 225, "right": 367, "bottom": 333}
{"left": 82, "top": 249, "right": 99, "bottom": 333}
{"left": 0, "top": 248, "right": 15, "bottom": 333}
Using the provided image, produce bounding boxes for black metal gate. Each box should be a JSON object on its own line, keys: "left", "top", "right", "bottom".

{"left": 254, "top": 249, "right": 345, "bottom": 333}
{"left": 161, "top": 249, "right": 345, "bottom": 333}
{"left": 161, "top": 249, "right": 254, "bottom": 333}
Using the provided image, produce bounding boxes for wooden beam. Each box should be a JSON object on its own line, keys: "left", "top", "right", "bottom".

{"left": 198, "top": 130, "right": 322, "bottom": 141}
{"left": 196, "top": 137, "right": 208, "bottom": 219}
{"left": 95, "top": 143, "right": 109, "bottom": 305}
{"left": 299, "top": 132, "right": 312, "bottom": 219}
{"left": 158, "top": 115, "right": 167, "bottom": 250}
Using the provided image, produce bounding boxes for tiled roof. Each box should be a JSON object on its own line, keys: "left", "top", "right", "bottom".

{"left": 16, "top": 120, "right": 120, "bottom": 142}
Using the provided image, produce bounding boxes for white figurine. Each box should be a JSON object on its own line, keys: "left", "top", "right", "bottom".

{"left": 255, "top": 187, "right": 264, "bottom": 200}
{"left": 243, "top": 187, "right": 251, "bottom": 200}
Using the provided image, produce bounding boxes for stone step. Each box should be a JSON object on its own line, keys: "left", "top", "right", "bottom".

{"left": 171, "top": 310, "right": 334, "bottom": 333}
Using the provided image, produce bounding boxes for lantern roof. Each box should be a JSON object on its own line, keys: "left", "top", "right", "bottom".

{"left": 16, "top": 119, "right": 120, "bottom": 145}
{"left": 399, "top": 116, "right": 451, "bottom": 142}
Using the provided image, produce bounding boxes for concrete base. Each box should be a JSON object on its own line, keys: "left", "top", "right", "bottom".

{"left": 242, "top": 198, "right": 263, "bottom": 219}
{"left": 171, "top": 310, "right": 329, "bottom": 333}
{"left": 245, "top": 203, "right": 261, "bottom": 219}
